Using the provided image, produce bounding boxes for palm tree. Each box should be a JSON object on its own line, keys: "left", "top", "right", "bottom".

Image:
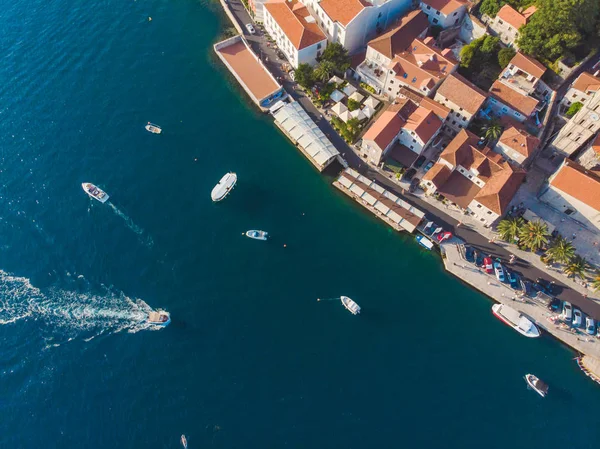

{"left": 564, "top": 256, "right": 589, "bottom": 280}
{"left": 545, "top": 235, "right": 575, "bottom": 264}
{"left": 496, "top": 217, "right": 524, "bottom": 242}
{"left": 483, "top": 119, "right": 503, "bottom": 141}
{"left": 518, "top": 220, "right": 549, "bottom": 252}
{"left": 313, "top": 61, "right": 335, "bottom": 83}
{"left": 592, "top": 273, "right": 600, "bottom": 292}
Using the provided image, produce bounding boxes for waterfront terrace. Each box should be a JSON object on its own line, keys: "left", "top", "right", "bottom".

{"left": 334, "top": 168, "right": 425, "bottom": 233}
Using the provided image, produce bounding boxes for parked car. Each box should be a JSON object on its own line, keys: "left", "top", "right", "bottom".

{"left": 573, "top": 308, "right": 583, "bottom": 328}
{"left": 474, "top": 250, "right": 484, "bottom": 267}
{"left": 402, "top": 168, "right": 417, "bottom": 180}
{"left": 483, "top": 257, "right": 493, "bottom": 274}
{"left": 535, "top": 277, "right": 555, "bottom": 295}
{"left": 464, "top": 246, "right": 475, "bottom": 263}
{"left": 423, "top": 161, "right": 434, "bottom": 173}
{"left": 561, "top": 301, "right": 573, "bottom": 322}
{"left": 548, "top": 298, "right": 561, "bottom": 312}
{"left": 586, "top": 316, "right": 596, "bottom": 335}
{"left": 245, "top": 23, "right": 256, "bottom": 34}
{"left": 520, "top": 279, "right": 535, "bottom": 298}
{"left": 493, "top": 261, "right": 505, "bottom": 282}
{"left": 414, "top": 156, "right": 426, "bottom": 168}
{"left": 409, "top": 177, "right": 420, "bottom": 193}
{"left": 507, "top": 271, "right": 520, "bottom": 290}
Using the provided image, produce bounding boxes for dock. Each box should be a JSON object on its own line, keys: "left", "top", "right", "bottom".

{"left": 333, "top": 168, "right": 425, "bottom": 233}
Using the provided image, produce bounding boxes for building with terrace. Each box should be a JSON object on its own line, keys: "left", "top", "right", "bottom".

{"left": 487, "top": 4, "right": 537, "bottom": 48}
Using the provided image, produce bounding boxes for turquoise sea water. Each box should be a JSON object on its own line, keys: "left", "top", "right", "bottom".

{"left": 1, "top": 0, "right": 600, "bottom": 447}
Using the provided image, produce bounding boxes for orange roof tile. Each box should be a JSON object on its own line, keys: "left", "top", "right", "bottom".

{"left": 592, "top": 133, "right": 600, "bottom": 155}
{"left": 397, "top": 87, "right": 451, "bottom": 120}
{"left": 509, "top": 52, "right": 547, "bottom": 79}
{"left": 403, "top": 106, "right": 442, "bottom": 143}
{"left": 474, "top": 166, "right": 526, "bottom": 214}
{"left": 572, "top": 72, "right": 600, "bottom": 95}
{"left": 264, "top": 0, "right": 326, "bottom": 50}
{"left": 363, "top": 104, "right": 405, "bottom": 150}
{"left": 489, "top": 80, "right": 539, "bottom": 117}
{"left": 423, "top": 162, "right": 452, "bottom": 185}
{"left": 319, "top": 0, "right": 368, "bottom": 27}
{"left": 440, "top": 129, "right": 479, "bottom": 166}
{"left": 522, "top": 5, "right": 537, "bottom": 19}
{"left": 435, "top": 73, "right": 487, "bottom": 115}
{"left": 367, "top": 10, "right": 429, "bottom": 59}
{"left": 550, "top": 160, "right": 600, "bottom": 211}
{"left": 422, "top": 0, "right": 468, "bottom": 15}
{"left": 496, "top": 4, "right": 526, "bottom": 29}
{"left": 498, "top": 126, "right": 540, "bottom": 157}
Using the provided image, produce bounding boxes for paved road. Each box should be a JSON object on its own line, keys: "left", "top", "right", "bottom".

{"left": 224, "top": 0, "right": 600, "bottom": 321}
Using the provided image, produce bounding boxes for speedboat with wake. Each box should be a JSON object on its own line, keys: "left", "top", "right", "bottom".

{"left": 147, "top": 310, "right": 171, "bottom": 327}
{"left": 492, "top": 303, "right": 540, "bottom": 337}
{"left": 211, "top": 172, "right": 237, "bottom": 202}
{"left": 145, "top": 122, "right": 162, "bottom": 134}
{"left": 341, "top": 296, "right": 361, "bottom": 315}
{"left": 81, "top": 183, "right": 109, "bottom": 203}
{"left": 245, "top": 230, "right": 268, "bottom": 240}
{"left": 525, "top": 374, "right": 548, "bottom": 397}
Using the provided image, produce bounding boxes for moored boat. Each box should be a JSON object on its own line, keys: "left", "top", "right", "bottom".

{"left": 181, "top": 434, "right": 188, "bottom": 449}
{"left": 147, "top": 310, "right": 171, "bottom": 327}
{"left": 492, "top": 303, "right": 540, "bottom": 338}
{"left": 341, "top": 296, "right": 360, "bottom": 315}
{"left": 81, "top": 183, "right": 109, "bottom": 203}
{"left": 416, "top": 235, "right": 434, "bottom": 250}
{"left": 245, "top": 230, "right": 268, "bottom": 240}
{"left": 145, "top": 122, "right": 162, "bottom": 134}
{"left": 211, "top": 172, "right": 237, "bottom": 202}
{"left": 525, "top": 374, "right": 548, "bottom": 397}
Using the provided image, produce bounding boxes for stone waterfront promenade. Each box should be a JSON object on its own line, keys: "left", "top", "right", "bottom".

{"left": 442, "top": 239, "right": 600, "bottom": 365}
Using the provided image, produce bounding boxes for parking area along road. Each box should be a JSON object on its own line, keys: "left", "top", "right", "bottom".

{"left": 222, "top": 0, "right": 600, "bottom": 320}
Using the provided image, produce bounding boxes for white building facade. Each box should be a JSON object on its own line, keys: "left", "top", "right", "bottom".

{"left": 419, "top": 0, "right": 467, "bottom": 29}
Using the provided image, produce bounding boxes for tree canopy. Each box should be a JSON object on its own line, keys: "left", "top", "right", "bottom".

{"left": 497, "top": 47, "right": 516, "bottom": 68}
{"left": 459, "top": 36, "right": 503, "bottom": 89}
{"left": 319, "top": 43, "right": 351, "bottom": 73}
{"left": 295, "top": 63, "right": 314, "bottom": 89}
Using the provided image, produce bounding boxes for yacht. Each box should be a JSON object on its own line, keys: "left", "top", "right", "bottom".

{"left": 145, "top": 122, "right": 162, "bottom": 134}
{"left": 492, "top": 304, "right": 540, "bottom": 338}
{"left": 525, "top": 374, "right": 549, "bottom": 397}
{"left": 147, "top": 310, "right": 171, "bottom": 327}
{"left": 245, "top": 230, "right": 268, "bottom": 240}
{"left": 211, "top": 172, "right": 237, "bottom": 202}
{"left": 341, "top": 296, "right": 361, "bottom": 315}
{"left": 81, "top": 183, "right": 109, "bottom": 203}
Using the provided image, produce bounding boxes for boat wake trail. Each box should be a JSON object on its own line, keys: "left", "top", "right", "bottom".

{"left": 0, "top": 270, "right": 163, "bottom": 346}
{"left": 108, "top": 202, "right": 154, "bottom": 247}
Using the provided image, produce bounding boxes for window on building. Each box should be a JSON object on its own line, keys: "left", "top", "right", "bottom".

{"left": 575, "top": 136, "right": 581, "bottom": 142}
{"left": 426, "top": 5, "right": 430, "bottom": 9}
{"left": 572, "top": 93, "right": 577, "bottom": 98}
{"left": 579, "top": 119, "right": 586, "bottom": 125}
{"left": 410, "top": 145, "right": 414, "bottom": 149}
{"left": 458, "top": 124, "right": 463, "bottom": 128}
{"left": 590, "top": 124, "right": 595, "bottom": 130}
{"left": 565, "top": 208, "right": 575, "bottom": 215}
{"left": 453, "top": 11, "right": 458, "bottom": 16}
{"left": 388, "top": 87, "right": 392, "bottom": 91}
{"left": 433, "top": 18, "right": 438, "bottom": 23}
{"left": 412, "top": 77, "right": 417, "bottom": 82}
{"left": 508, "top": 26, "right": 512, "bottom": 31}
{"left": 468, "top": 175, "right": 473, "bottom": 179}
{"left": 487, "top": 211, "right": 493, "bottom": 215}
{"left": 412, "top": 139, "right": 416, "bottom": 143}
{"left": 459, "top": 107, "right": 463, "bottom": 111}
{"left": 567, "top": 132, "right": 572, "bottom": 137}
{"left": 498, "top": 19, "right": 503, "bottom": 24}
{"left": 378, "top": 12, "right": 382, "bottom": 17}
{"left": 476, "top": 204, "right": 482, "bottom": 208}
{"left": 451, "top": 120, "right": 456, "bottom": 125}
{"left": 403, "top": 73, "right": 408, "bottom": 78}
{"left": 480, "top": 218, "right": 486, "bottom": 222}
{"left": 514, "top": 112, "right": 521, "bottom": 117}
{"left": 317, "top": 43, "right": 322, "bottom": 49}
{"left": 435, "top": 11, "right": 440, "bottom": 15}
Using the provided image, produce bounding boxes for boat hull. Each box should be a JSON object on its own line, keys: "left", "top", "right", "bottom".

{"left": 341, "top": 295, "right": 360, "bottom": 315}
{"left": 81, "top": 183, "right": 109, "bottom": 203}
{"left": 245, "top": 230, "right": 268, "bottom": 240}
{"left": 492, "top": 304, "right": 540, "bottom": 338}
{"left": 145, "top": 123, "right": 162, "bottom": 134}
{"left": 525, "top": 374, "right": 547, "bottom": 397}
{"left": 211, "top": 172, "right": 237, "bottom": 202}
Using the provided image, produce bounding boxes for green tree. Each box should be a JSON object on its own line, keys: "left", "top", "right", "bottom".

{"left": 314, "top": 61, "right": 335, "bottom": 83}
{"left": 479, "top": 0, "right": 504, "bottom": 17}
{"left": 518, "top": 220, "right": 549, "bottom": 251}
{"left": 481, "top": 35, "right": 500, "bottom": 54}
{"left": 566, "top": 102, "right": 583, "bottom": 117}
{"left": 545, "top": 235, "right": 575, "bottom": 264}
{"left": 295, "top": 63, "right": 314, "bottom": 89}
{"left": 498, "top": 47, "right": 516, "bottom": 68}
{"left": 460, "top": 44, "right": 476, "bottom": 69}
{"left": 320, "top": 43, "right": 351, "bottom": 73}
{"left": 347, "top": 98, "right": 360, "bottom": 111}
{"left": 497, "top": 217, "right": 524, "bottom": 242}
{"left": 592, "top": 272, "right": 600, "bottom": 291}
{"left": 483, "top": 119, "right": 503, "bottom": 140}
{"left": 564, "top": 255, "right": 589, "bottom": 279}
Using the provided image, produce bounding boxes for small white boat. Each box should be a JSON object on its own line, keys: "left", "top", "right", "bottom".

{"left": 341, "top": 296, "right": 360, "bottom": 315}
{"left": 145, "top": 122, "right": 162, "bottom": 134}
{"left": 525, "top": 374, "right": 548, "bottom": 397}
{"left": 211, "top": 172, "right": 237, "bottom": 202}
{"left": 245, "top": 230, "right": 268, "bottom": 240}
{"left": 416, "top": 235, "right": 434, "bottom": 250}
{"left": 180, "top": 434, "right": 188, "bottom": 449}
{"left": 492, "top": 303, "right": 540, "bottom": 338}
{"left": 147, "top": 310, "right": 171, "bottom": 326}
{"left": 81, "top": 183, "right": 109, "bottom": 203}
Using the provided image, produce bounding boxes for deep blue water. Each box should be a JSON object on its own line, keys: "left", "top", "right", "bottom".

{"left": 1, "top": 0, "right": 600, "bottom": 447}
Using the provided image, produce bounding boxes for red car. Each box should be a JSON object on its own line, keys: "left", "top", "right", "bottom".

{"left": 483, "top": 257, "right": 493, "bottom": 274}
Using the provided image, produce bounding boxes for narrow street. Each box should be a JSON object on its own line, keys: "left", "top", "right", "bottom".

{"left": 223, "top": 0, "right": 600, "bottom": 320}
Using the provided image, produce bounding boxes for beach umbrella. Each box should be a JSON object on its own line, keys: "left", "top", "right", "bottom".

{"left": 339, "top": 110, "right": 351, "bottom": 122}
{"left": 350, "top": 109, "right": 366, "bottom": 120}
{"left": 330, "top": 89, "right": 345, "bottom": 102}
{"left": 342, "top": 84, "right": 357, "bottom": 96}
{"left": 329, "top": 75, "right": 344, "bottom": 85}
{"left": 362, "top": 105, "right": 375, "bottom": 118}
{"left": 331, "top": 102, "right": 348, "bottom": 116}
{"left": 348, "top": 91, "right": 364, "bottom": 102}
{"left": 364, "top": 96, "right": 380, "bottom": 109}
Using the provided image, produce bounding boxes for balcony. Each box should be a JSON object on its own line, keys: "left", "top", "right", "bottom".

{"left": 499, "top": 72, "right": 537, "bottom": 96}
{"left": 356, "top": 60, "right": 387, "bottom": 90}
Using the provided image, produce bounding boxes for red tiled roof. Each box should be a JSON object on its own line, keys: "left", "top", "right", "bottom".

{"left": 550, "top": 159, "right": 600, "bottom": 211}
{"left": 572, "top": 72, "right": 600, "bottom": 95}
{"left": 522, "top": 5, "right": 537, "bottom": 19}
{"left": 363, "top": 103, "right": 405, "bottom": 150}
{"left": 489, "top": 80, "right": 539, "bottom": 117}
{"left": 496, "top": 4, "right": 526, "bottom": 29}
{"left": 319, "top": 0, "right": 368, "bottom": 27}
{"left": 367, "top": 10, "right": 429, "bottom": 60}
{"left": 397, "top": 87, "right": 451, "bottom": 120}
{"left": 435, "top": 73, "right": 487, "bottom": 115}
{"left": 474, "top": 165, "right": 526, "bottom": 214}
{"left": 509, "top": 52, "right": 546, "bottom": 79}
{"left": 264, "top": 0, "right": 326, "bottom": 50}
{"left": 439, "top": 129, "right": 480, "bottom": 166}
{"left": 498, "top": 126, "right": 540, "bottom": 157}
{"left": 403, "top": 106, "right": 442, "bottom": 143}
{"left": 422, "top": 162, "right": 452, "bottom": 185}
{"left": 422, "top": 0, "right": 468, "bottom": 15}
{"left": 592, "top": 133, "right": 600, "bottom": 155}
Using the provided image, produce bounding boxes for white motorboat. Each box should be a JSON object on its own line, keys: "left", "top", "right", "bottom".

{"left": 81, "top": 183, "right": 109, "bottom": 203}
{"left": 147, "top": 310, "right": 171, "bottom": 327}
{"left": 145, "top": 122, "right": 162, "bottom": 134}
{"left": 245, "top": 230, "right": 268, "bottom": 240}
{"left": 525, "top": 374, "right": 548, "bottom": 397}
{"left": 492, "top": 304, "right": 540, "bottom": 338}
{"left": 416, "top": 235, "right": 434, "bottom": 250}
{"left": 211, "top": 172, "right": 237, "bottom": 202}
{"left": 341, "top": 296, "right": 361, "bottom": 315}
{"left": 180, "top": 434, "right": 188, "bottom": 449}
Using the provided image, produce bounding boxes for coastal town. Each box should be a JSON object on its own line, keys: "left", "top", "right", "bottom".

{"left": 214, "top": 0, "right": 600, "bottom": 383}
